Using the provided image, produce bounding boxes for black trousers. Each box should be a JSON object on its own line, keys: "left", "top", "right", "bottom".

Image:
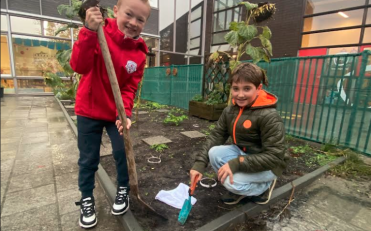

{"left": 77, "top": 115, "right": 129, "bottom": 198}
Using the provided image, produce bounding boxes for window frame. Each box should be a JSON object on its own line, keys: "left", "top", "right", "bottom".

{"left": 300, "top": 3, "right": 371, "bottom": 50}
{"left": 211, "top": 2, "right": 241, "bottom": 46}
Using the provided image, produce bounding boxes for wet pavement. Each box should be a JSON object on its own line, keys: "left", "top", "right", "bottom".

{"left": 1, "top": 96, "right": 122, "bottom": 230}
{"left": 265, "top": 175, "right": 371, "bottom": 231}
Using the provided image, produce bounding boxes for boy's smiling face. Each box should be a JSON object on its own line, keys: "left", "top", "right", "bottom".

{"left": 231, "top": 81, "right": 262, "bottom": 108}
{"left": 114, "top": 0, "right": 150, "bottom": 38}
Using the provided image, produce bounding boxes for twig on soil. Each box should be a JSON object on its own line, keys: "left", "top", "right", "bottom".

{"left": 273, "top": 181, "right": 296, "bottom": 220}
{"left": 218, "top": 205, "right": 233, "bottom": 211}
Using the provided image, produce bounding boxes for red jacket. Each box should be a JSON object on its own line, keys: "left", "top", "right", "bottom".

{"left": 70, "top": 18, "right": 148, "bottom": 121}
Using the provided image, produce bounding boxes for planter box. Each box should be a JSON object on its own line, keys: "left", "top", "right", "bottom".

{"left": 189, "top": 101, "right": 227, "bottom": 121}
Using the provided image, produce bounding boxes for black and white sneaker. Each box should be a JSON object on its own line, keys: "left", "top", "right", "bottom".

{"left": 111, "top": 186, "right": 129, "bottom": 215}
{"left": 75, "top": 197, "right": 97, "bottom": 229}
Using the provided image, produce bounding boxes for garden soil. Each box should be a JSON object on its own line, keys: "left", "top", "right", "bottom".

{"left": 98, "top": 107, "right": 329, "bottom": 231}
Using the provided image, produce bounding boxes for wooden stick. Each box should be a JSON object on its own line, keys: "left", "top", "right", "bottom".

{"left": 96, "top": 25, "right": 166, "bottom": 220}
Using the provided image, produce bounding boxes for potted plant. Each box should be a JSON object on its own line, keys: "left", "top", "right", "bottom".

{"left": 189, "top": 82, "right": 228, "bottom": 121}
{"left": 189, "top": 2, "right": 276, "bottom": 120}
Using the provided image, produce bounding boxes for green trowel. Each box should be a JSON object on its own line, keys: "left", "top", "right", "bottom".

{"left": 178, "top": 176, "right": 200, "bottom": 225}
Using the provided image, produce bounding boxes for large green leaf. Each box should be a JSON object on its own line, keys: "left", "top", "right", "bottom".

{"left": 225, "top": 31, "right": 239, "bottom": 46}
{"left": 246, "top": 44, "right": 262, "bottom": 63}
{"left": 259, "top": 35, "right": 273, "bottom": 56}
{"left": 261, "top": 48, "right": 271, "bottom": 63}
{"left": 55, "top": 25, "right": 69, "bottom": 36}
{"left": 262, "top": 26, "right": 272, "bottom": 39}
{"left": 238, "top": 24, "right": 257, "bottom": 41}
{"left": 229, "top": 21, "right": 239, "bottom": 31}
{"left": 240, "top": 2, "right": 258, "bottom": 11}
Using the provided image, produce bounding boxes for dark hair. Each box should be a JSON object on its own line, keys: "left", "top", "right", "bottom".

{"left": 228, "top": 62, "right": 268, "bottom": 88}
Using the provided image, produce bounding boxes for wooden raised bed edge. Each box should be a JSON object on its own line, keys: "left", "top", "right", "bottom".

{"left": 189, "top": 101, "right": 227, "bottom": 121}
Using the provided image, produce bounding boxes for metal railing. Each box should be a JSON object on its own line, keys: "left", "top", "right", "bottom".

{"left": 142, "top": 51, "right": 371, "bottom": 156}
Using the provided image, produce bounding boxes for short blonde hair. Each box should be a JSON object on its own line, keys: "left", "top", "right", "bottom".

{"left": 116, "top": 0, "right": 151, "bottom": 17}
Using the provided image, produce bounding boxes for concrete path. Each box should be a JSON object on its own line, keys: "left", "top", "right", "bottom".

{"left": 1, "top": 96, "right": 122, "bottom": 230}
{"left": 266, "top": 175, "right": 371, "bottom": 231}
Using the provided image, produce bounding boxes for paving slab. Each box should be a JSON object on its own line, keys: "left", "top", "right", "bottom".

{"left": 70, "top": 115, "right": 77, "bottom": 120}
{"left": 156, "top": 109, "right": 170, "bottom": 113}
{"left": 142, "top": 136, "right": 172, "bottom": 146}
{"left": 137, "top": 111, "right": 149, "bottom": 115}
{"left": 55, "top": 171, "right": 79, "bottom": 193}
{"left": 1, "top": 204, "right": 60, "bottom": 231}
{"left": 1, "top": 184, "right": 56, "bottom": 217}
{"left": 64, "top": 105, "right": 75, "bottom": 109}
{"left": 12, "top": 155, "right": 53, "bottom": 176}
{"left": 57, "top": 189, "right": 81, "bottom": 215}
{"left": 8, "top": 170, "right": 54, "bottom": 193}
{"left": 21, "top": 136, "right": 49, "bottom": 145}
{"left": 1, "top": 150, "right": 17, "bottom": 161}
{"left": 349, "top": 208, "right": 371, "bottom": 230}
{"left": 181, "top": 131, "right": 207, "bottom": 138}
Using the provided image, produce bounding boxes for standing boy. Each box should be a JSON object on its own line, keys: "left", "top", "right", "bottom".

{"left": 70, "top": 0, "right": 151, "bottom": 228}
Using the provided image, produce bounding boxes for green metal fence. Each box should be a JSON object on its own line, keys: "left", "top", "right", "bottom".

{"left": 141, "top": 51, "right": 371, "bottom": 156}
{"left": 257, "top": 50, "right": 371, "bottom": 156}
{"left": 141, "top": 64, "right": 203, "bottom": 109}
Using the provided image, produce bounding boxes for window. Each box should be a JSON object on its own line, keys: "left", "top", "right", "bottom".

{"left": 363, "top": 28, "right": 371, "bottom": 43}
{"left": 212, "top": 1, "right": 241, "bottom": 46}
{"left": 214, "top": 0, "right": 241, "bottom": 11}
{"left": 305, "top": 0, "right": 365, "bottom": 15}
{"left": 190, "top": 19, "right": 201, "bottom": 38}
{"left": 302, "top": 29, "right": 361, "bottom": 47}
{"left": 43, "top": 21, "right": 71, "bottom": 39}
{"left": 143, "top": 36, "right": 159, "bottom": 50}
{"left": 1, "top": 35, "right": 11, "bottom": 75}
{"left": 1, "top": 15, "right": 8, "bottom": 31}
{"left": 191, "top": 6, "right": 202, "bottom": 21}
{"left": 367, "top": 8, "right": 371, "bottom": 25}
{"left": 12, "top": 35, "right": 71, "bottom": 77}
{"left": 17, "top": 79, "right": 53, "bottom": 94}
{"left": 213, "top": 31, "right": 229, "bottom": 44}
{"left": 189, "top": 4, "right": 203, "bottom": 52}
{"left": 190, "top": 37, "right": 200, "bottom": 49}
{"left": 159, "top": 0, "right": 174, "bottom": 51}
{"left": 149, "top": 0, "right": 158, "bottom": 8}
{"left": 11, "top": 16, "right": 41, "bottom": 35}
{"left": 328, "top": 46, "right": 358, "bottom": 55}
{"left": 1, "top": 79, "right": 15, "bottom": 94}
{"left": 303, "top": 9, "right": 364, "bottom": 32}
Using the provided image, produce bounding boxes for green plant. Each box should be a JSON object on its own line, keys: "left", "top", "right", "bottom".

{"left": 330, "top": 149, "right": 371, "bottom": 179}
{"left": 163, "top": 113, "right": 188, "bottom": 126}
{"left": 209, "top": 2, "right": 275, "bottom": 69}
{"left": 203, "top": 172, "right": 216, "bottom": 179}
{"left": 209, "top": 124, "right": 216, "bottom": 130}
{"left": 201, "top": 129, "right": 210, "bottom": 136}
{"left": 150, "top": 144, "right": 169, "bottom": 153}
{"left": 192, "top": 94, "right": 203, "bottom": 102}
{"left": 306, "top": 153, "right": 337, "bottom": 167}
{"left": 290, "top": 145, "right": 312, "bottom": 154}
{"left": 205, "top": 82, "right": 226, "bottom": 105}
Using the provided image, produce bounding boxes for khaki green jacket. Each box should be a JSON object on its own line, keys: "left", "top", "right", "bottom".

{"left": 192, "top": 90, "right": 287, "bottom": 177}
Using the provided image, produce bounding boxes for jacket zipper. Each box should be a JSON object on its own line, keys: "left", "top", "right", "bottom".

{"left": 233, "top": 107, "right": 244, "bottom": 144}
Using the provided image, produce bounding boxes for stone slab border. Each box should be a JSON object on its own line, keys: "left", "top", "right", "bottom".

{"left": 57, "top": 97, "right": 346, "bottom": 231}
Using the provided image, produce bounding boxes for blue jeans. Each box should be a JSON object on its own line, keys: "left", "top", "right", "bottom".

{"left": 209, "top": 145, "right": 276, "bottom": 196}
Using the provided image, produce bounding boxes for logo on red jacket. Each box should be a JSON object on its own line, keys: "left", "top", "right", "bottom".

{"left": 126, "top": 61, "right": 137, "bottom": 74}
